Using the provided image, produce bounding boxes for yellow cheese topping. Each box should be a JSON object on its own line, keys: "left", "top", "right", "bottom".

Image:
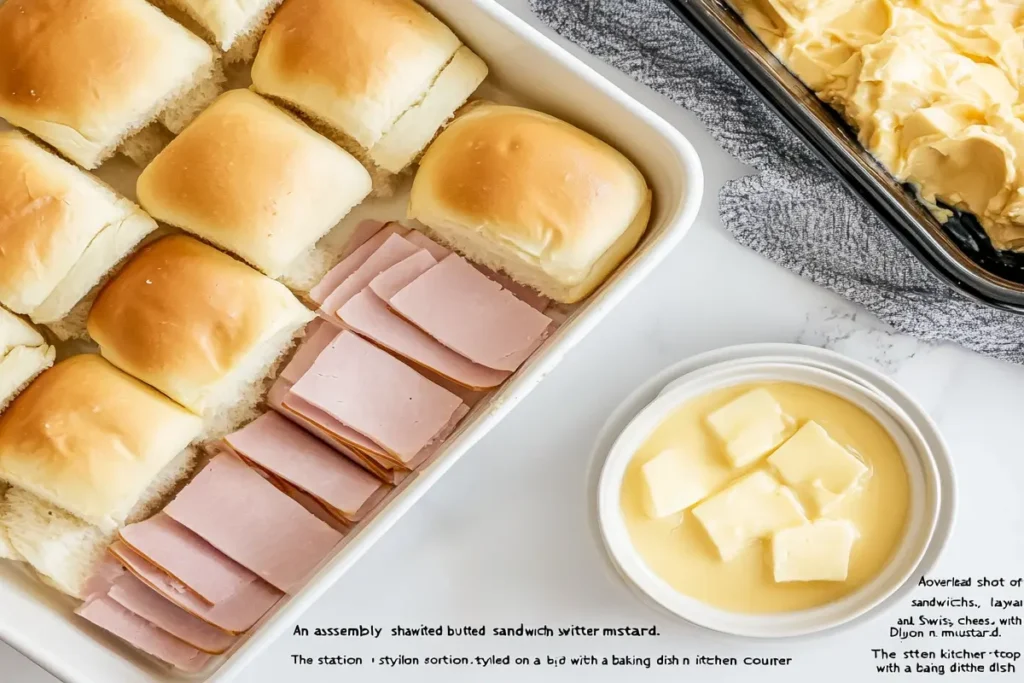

{"left": 733, "top": 0, "right": 1024, "bottom": 249}
{"left": 620, "top": 381, "right": 910, "bottom": 614}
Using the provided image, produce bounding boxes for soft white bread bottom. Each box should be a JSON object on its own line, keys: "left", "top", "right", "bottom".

{"left": 1, "top": 487, "right": 115, "bottom": 598}
{"left": 368, "top": 46, "right": 488, "bottom": 174}
{"left": 119, "top": 123, "right": 176, "bottom": 168}
{"left": 30, "top": 214, "right": 159, "bottom": 332}
{"left": 198, "top": 324, "right": 308, "bottom": 440}
{"left": 0, "top": 484, "right": 21, "bottom": 561}
{"left": 0, "top": 308, "right": 55, "bottom": 413}
{"left": 157, "top": 61, "right": 227, "bottom": 135}
{"left": 0, "top": 346, "right": 56, "bottom": 415}
{"left": 0, "top": 447, "right": 198, "bottom": 597}
{"left": 155, "top": 0, "right": 283, "bottom": 64}
{"left": 418, "top": 199, "right": 652, "bottom": 304}
{"left": 114, "top": 61, "right": 226, "bottom": 167}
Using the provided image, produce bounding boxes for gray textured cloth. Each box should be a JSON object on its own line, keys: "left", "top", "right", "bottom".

{"left": 530, "top": 0, "right": 1024, "bottom": 363}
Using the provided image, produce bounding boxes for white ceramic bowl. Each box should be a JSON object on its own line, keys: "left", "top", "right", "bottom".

{"left": 597, "top": 357, "right": 944, "bottom": 638}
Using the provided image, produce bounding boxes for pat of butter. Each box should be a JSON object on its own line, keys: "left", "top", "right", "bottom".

{"left": 692, "top": 471, "right": 807, "bottom": 561}
{"left": 705, "top": 388, "right": 789, "bottom": 468}
{"left": 772, "top": 519, "right": 858, "bottom": 583}
{"left": 641, "top": 448, "right": 732, "bottom": 519}
{"left": 768, "top": 421, "right": 869, "bottom": 512}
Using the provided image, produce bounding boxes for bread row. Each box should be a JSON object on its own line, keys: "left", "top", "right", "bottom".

{"left": 0, "top": 0, "right": 486, "bottom": 187}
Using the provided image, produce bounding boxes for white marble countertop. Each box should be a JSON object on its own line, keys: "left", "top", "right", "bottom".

{"left": 5, "top": 2, "right": 1023, "bottom": 681}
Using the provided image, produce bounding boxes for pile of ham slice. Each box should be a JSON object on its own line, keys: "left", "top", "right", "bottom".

{"left": 74, "top": 221, "right": 555, "bottom": 671}
{"left": 76, "top": 416, "right": 389, "bottom": 672}
{"left": 272, "top": 221, "right": 555, "bottom": 483}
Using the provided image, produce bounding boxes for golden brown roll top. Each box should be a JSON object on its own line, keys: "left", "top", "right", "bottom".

{"left": 0, "top": 355, "right": 203, "bottom": 531}
{"left": 251, "top": 0, "right": 487, "bottom": 177}
{"left": 408, "top": 104, "right": 652, "bottom": 303}
{"left": 0, "top": 131, "right": 158, "bottom": 325}
{"left": 87, "top": 236, "right": 314, "bottom": 422}
{"left": 136, "top": 90, "right": 371, "bottom": 279}
{"left": 0, "top": 0, "right": 216, "bottom": 169}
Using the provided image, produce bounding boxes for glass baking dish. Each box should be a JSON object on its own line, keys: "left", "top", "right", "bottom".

{"left": 663, "top": 0, "right": 1024, "bottom": 312}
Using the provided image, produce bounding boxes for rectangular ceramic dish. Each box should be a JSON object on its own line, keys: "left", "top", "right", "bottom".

{"left": 664, "top": 0, "right": 1024, "bottom": 312}
{"left": 0, "top": 2, "right": 703, "bottom": 681}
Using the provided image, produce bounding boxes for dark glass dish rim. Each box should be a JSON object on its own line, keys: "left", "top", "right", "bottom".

{"left": 663, "top": 0, "right": 1024, "bottom": 313}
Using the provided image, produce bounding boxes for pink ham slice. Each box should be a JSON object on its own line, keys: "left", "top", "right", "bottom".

{"left": 108, "top": 542, "right": 281, "bottom": 634}
{"left": 401, "top": 403, "right": 470, "bottom": 471}
{"left": 308, "top": 221, "right": 401, "bottom": 305}
{"left": 368, "top": 250, "right": 437, "bottom": 301}
{"left": 290, "top": 331, "right": 464, "bottom": 464}
{"left": 81, "top": 555, "right": 128, "bottom": 600}
{"left": 282, "top": 389, "right": 393, "bottom": 463}
{"left": 119, "top": 513, "right": 259, "bottom": 605}
{"left": 405, "top": 230, "right": 452, "bottom": 261}
{"left": 320, "top": 233, "right": 421, "bottom": 315}
{"left": 338, "top": 290, "right": 509, "bottom": 390}
{"left": 164, "top": 453, "right": 343, "bottom": 593}
{"left": 404, "top": 229, "right": 550, "bottom": 312}
{"left": 76, "top": 596, "right": 212, "bottom": 673}
{"left": 108, "top": 573, "right": 236, "bottom": 654}
{"left": 267, "top": 380, "right": 406, "bottom": 484}
{"left": 388, "top": 254, "right": 553, "bottom": 372}
{"left": 281, "top": 319, "right": 339, "bottom": 384}
{"left": 224, "top": 412, "right": 389, "bottom": 522}
{"left": 477, "top": 269, "right": 550, "bottom": 313}
{"left": 270, "top": 476, "right": 352, "bottom": 533}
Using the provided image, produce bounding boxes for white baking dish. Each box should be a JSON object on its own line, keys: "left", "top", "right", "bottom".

{"left": 0, "top": 2, "right": 703, "bottom": 681}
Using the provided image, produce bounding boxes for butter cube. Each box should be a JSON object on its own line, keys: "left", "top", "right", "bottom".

{"left": 768, "top": 421, "right": 869, "bottom": 512}
{"left": 641, "top": 448, "right": 732, "bottom": 519}
{"left": 705, "top": 389, "right": 788, "bottom": 468}
{"left": 772, "top": 519, "right": 858, "bottom": 582}
{"left": 692, "top": 471, "right": 808, "bottom": 561}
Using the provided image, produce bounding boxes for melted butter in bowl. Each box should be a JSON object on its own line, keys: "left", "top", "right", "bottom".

{"left": 621, "top": 381, "right": 911, "bottom": 614}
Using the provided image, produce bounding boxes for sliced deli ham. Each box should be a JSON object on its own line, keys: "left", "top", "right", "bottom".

{"left": 405, "top": 229, "right": 452, "bottom": 261}
{"left": 267, "top": 379, "right": 407, "bottom": 484}
{"left": 308, "top": 221, "right": 400, "bottom": 305}
{"left": 76, "top": 596, "right": 212, "bottom": 673}
{"left": 290, "top": 331, "right": 465, "bottom": 464}
{"left": 320, "top": 233, "right": 421, "bottom": 315}
{"left": 81, "top": 555, "right": 128, "bottom": 601}
{"left": 224, "top": 413, "right": 390, "bottom": 522}
{"left": 119, "top": 513, "right": 259, "bottom": 605}
{"left": 281, "top": 319, "right": 339, "bottom": 384}
{"left": 368, "top": 250, "right": 437, "bottom": 301}
{"left": 164, "top": 453, "right": 343, "bottom": 593}
{"left": 107, "top": 573, "right": 236, "bottom": 654}
{"left": 388, "top": 254, "right": 553, "bottom": 372}
{"left": 108, "top": 541, "right": 281, "bottom": 634}
{"left": 338, "top": 290, "right": 509, "bottom": 389}
{"left": 404, "top": 229, "right": 550, "bottom": 311}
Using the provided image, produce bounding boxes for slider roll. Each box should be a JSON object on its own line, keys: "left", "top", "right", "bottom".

{"left": 0, "top": 0, "right": 220, "bottom": 169}
{"left": 136, "top": 90, "right": 371, "bottom": 281}
{"left": 251, "top": 0, "right": 488, "bottom": 190}
{"left": 0, "top": 355, "right": 203, "bottom": 531}
{"left": 87, "top": 235, "right": 315, "bottom": 437}
{"left": 409, "top": 104, "right": 653, "bottom": 303}
{"left": 0, "top": 131, "right": 157, "bottom": 335}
